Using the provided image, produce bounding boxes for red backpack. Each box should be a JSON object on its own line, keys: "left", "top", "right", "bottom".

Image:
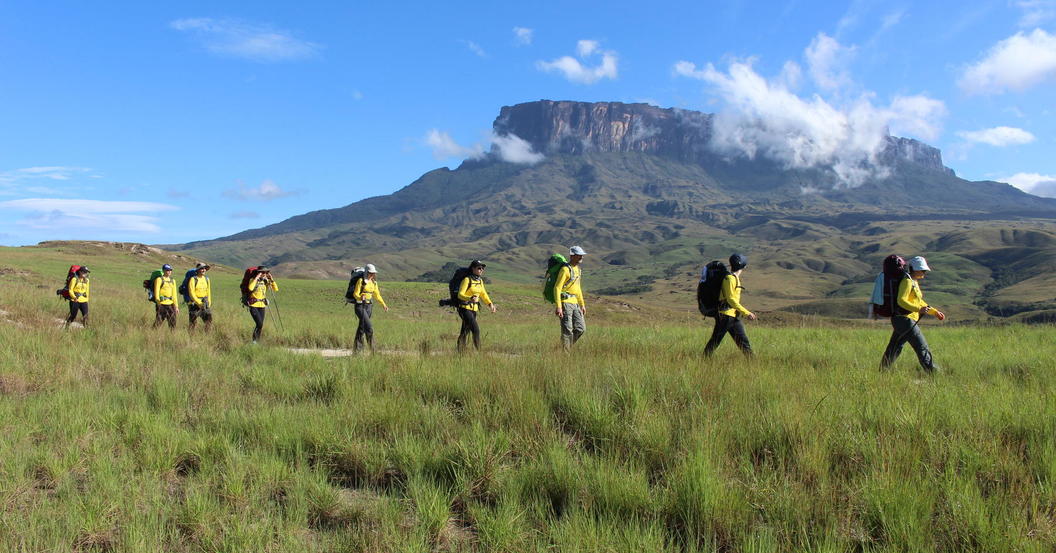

{"left": 55, "top": 265, "right": 81, "bottom": 300}
{"left": 240, "top": 267, "right": 260, "bottom": 306}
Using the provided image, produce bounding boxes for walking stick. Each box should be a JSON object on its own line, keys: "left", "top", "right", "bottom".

{"left": 270, "top": 292, "right": 286, "bottom": 333}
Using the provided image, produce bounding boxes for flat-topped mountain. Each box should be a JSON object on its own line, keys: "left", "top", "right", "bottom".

{"left": 171, "top": 100, "right": 1056, "bottom": 320}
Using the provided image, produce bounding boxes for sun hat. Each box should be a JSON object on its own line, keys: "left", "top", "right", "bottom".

{"left": 365, "top": 264, "right": 377, "bottom": 273}
{"left": 195, "top": 262, "right": 210, "bottom": 270}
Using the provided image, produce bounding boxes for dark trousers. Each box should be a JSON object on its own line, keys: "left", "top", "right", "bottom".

{"left": 250, "top": 307, "right": 266, "bottom": 341}
{"left": 704, "top": 314, "right": 753, "bottom": 357}
{"left": 881, "top": 316, "right": 935, "bottom": 372}
{"left": 354, "top": 302, "right": 374, "bottom": 352}
{"left": 154, "top": 304, "right": 177, "bottom": 329}
{"left": 457, "top": 308, "right": 480, "bottom": 352}
{"left": 65, "top": 302, "right": 88, "bottom": 327}
{"left": 189, "top": 303, "right": 212, "bottom": 331}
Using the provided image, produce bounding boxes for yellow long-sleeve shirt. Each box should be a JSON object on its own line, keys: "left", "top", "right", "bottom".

{"left": 457, "top": 276, "right": 492, "bottom": 312}
{"left": 719, "top": 274, "right": 752, "bottom": 318}
{"left": 553, "top": 265, "right": 584, "bottom": 307}
{"left": 352, "top": 278, "right": 387, "bottom": 309}
{"left": 154, "top": 276, "right": 177, "bottom": 306}
{"left": 896, "top": 277, "right": 928, "bottom": 322}
{"left": 67, "top": 276, "right": 90, "bottom": 303}
{"left": 248, "top": 277, "right": 278, "bottom": 308}
{"left": 188, "top": 275, "right": 211, "bottom": 307}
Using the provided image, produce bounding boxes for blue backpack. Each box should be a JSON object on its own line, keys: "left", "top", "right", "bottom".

{"left": 178, "top": 269, "right": 197, "bottom": 303}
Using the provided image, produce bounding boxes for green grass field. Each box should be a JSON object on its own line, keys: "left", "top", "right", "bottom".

{"left": 1, "top": 243, "right": 1054, "bottom": 552}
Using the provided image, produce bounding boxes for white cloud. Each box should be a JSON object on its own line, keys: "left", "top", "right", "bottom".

{"left": 463, "top": 40, "right": 487, "bottom": 58}
{"left": 1016, "top": 0, "right": 1056, "bottom": 27}
{"left": 513, "top": 27, "right": 533, "bottom": 45}
{"left": 1001, "top": 172, "right": 1056, "bottom": 197}
{"left": 223, "top": 179, "right": 296, "bottom": 201}
{"left": 170, "top": 18, "right": 320, "bottom": 62}
{"left": 537, "top": 40, "right": 618, "bottom": 84}
{"left": 959, "top": 29, "right": 1056, "bottom": 94}
{"left": 426, "top": 130, "right": 485, "bottom": 160}
{"left": 957, "top": 126, "right": 1036, "bottom": 146}
{"left": 425, "top": 130, "right": 543, "bottom": 164}
{"left": 491, "top": 134, "right": 544, "bottom": 164}
{"left": 673, "top": 33, "right": 947, "bottom": 188}
{"left": 0, "top": 166, "right": 92, "bottom": 185}
{"left": 0, "top": 199, "right": 178, "bottom": 232}
{"left": 805, "top": 33, "right": 857, "bottom": 92}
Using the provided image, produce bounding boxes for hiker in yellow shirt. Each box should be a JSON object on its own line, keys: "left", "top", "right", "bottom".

{"left": 247, "top": 266, "right": 278, "bottom": 343}
{"left": 456, "top": 259, "right": 496, "bottom": 352}
{"left": 704, "top": 254, "right": 756, "bottom": 357}
{"left": 64, "top": 266, "right": 90, "bottom": 328}
{"left": 351, "top": 264, "right": 389, "bottom": 353}
{"left": 153, "top": 264, "right": 179, "bottom": 329}
{"left": 881, "top": 256, "right": 945, "bottom": 373}
{"left": 187, "top": 262, "right": 212, "bottom": 332}
{"left": 554, "top": 246, "right": 587, "bottom": 351}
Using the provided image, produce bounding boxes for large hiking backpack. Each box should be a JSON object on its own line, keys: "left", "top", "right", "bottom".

{"left": 55, "top": 265, "right": 81, "bottom": 300}
{"left": 696, "top": 260, "right": 730, "bottom": 317}
{"left": 240, "top": 267, "right": 260, "bottom": 306}
{"left": 143, "top": 270, "right": 163, "bottom": 302}
{"left": 344, "top": 269, "right": 366, "bottom": 302}
{"left": 439, "top": 266, "right": 474, "bottom": 307}
{"left": 178, "top": 268, "right": 197, "bottom": 303}
{"left": 871, "top": 255, "right": 910, "bottom": 318}
{"left": 542, "top": 254, "right": 571, "bottom": 304}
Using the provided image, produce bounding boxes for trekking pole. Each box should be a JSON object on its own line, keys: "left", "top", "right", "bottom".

{"left": 270, "top": 292, "right": 286, "bottom": 333}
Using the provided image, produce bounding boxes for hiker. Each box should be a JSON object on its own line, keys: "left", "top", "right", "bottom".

{"left": 64, "top": 266, "right": 90, "bottom": 328}
{"left": 554, "top": 246, "right": 587, "bottom": 351}
{"left": 246, "top": 266, "right": 278, "bottom": 343}
{"left": 704, "top": 254, "right": 756, "bottom": 357}
{"left": 880, "top": 256, "right": 945, "bottom": 373}
{"left": 455, "top": 260, "right": 496, "bottom": 353}
{"left": 350, "top": 264, "right": 388, "bottom": 353}
{"left": 152, "top": 264, "right": 179, "bottom": 329}
{"left": 186, "top": 262, "right": 212, "bottom": 332}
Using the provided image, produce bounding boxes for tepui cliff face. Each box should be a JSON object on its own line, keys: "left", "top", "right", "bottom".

{"left": 494, "top": 100, "right": 952, "bottom": 175}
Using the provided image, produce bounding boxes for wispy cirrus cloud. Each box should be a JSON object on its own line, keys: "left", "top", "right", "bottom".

{"left": 959, "top": 28, "right": 1056, "bottom": 94}
{"left": 462, "top": 40, "right": 487, "bottom": 58}
{"left": 957, "top": 126, "right": 1035, "bottom": 146}
{"left": 513, "top": 27, "right": 533, "bottom": 45}
{"left": 1015, "top": 0, "right": 1056, "bottom": 27}
{"left": 170, "top": 18, "right": 321, "bottom": 62}
{"left": 674, "top": 32, "right": 946, "bottom": 188}
{"left": 222, "top": 179, "right": 297, "bottom": 201}
{"left": 0, "top": 166, "right": 98, "bottom": 196}
{"left": 537, "top": 39, "right": 618, "bottom": 84}
{"left": 0, "top": 198, "right": 178, "bottom": 232}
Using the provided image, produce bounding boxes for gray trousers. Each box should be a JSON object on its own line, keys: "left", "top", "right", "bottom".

{"left": 354, "top": 302, "right": 374, "bottom": 352}
{"left": 560, "top": 303, "right": 586, "bottom": 350}
{"left": 881, "top": 316, "right": 935, "bottom": 372}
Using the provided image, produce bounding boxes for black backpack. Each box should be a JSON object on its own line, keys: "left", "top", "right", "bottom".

{"left": 439, "top": 267, "right": 474, "bottom": 307}
{"left": 344, "top": 270, "right": 366, "bottom": 302}
{"left": 696, "top": 260, "right": 730, "bottom": 317}
{"left": 873, "top": 255, "right": 911, "bottom": 317}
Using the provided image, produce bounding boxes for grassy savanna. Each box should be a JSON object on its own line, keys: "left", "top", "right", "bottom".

{"left": 0, "top": 243, "right": 1054, "bottom": 552}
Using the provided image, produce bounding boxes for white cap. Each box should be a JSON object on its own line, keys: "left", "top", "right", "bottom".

{"left": 909, "top": 256, "right": 931, "bottom": 272}
{"left": 365, "top": 263, "right": 377, "bottom": 273}
{"left": 569, "top": 245, "right": 587, "bottom": 256}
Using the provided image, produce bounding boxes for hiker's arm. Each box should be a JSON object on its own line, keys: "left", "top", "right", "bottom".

{"left": 457, "top": 277, "right": 473, "bottom": 302}
{"left": 353, "top": 278, "right": 364, "bottom": 302}
{"left": 375, "top": 285, "right": 388, "bottom": 310}
{"left": 897, "top": 279, "right": 925, "bottom": 313}
{"left": 153, "top": 278, "right": 162, "bottom": 304}
{"left": 722, "top": 276, "right": 752, "bottom": 317}
{"left": 269, "top": 279, "right": 279, "bottom": 291}
{"left": 554, "top": 267, "right": 569, "bottom": 316}
{"left": 205, "top": 280, "right": 212, "bottom": 307}
{"left": 920, "top": 305, "right": 945, "bottom": 320}
{"left": 479, "top": 286, "right": 492, "bottom": 308}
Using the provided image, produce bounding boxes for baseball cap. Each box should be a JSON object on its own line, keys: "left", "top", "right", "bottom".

{"left": 729, "top": 254, "right": 748, "bottom": 271}
{"left": 162, "top": 264, "right": 173, "bottom": 271}
{"left": 469, "top": 259, "right": 487, "bottom": 269}
{"left": 569, "top": 245, "right": 587, "bottom": 256}
{"left": 909, "top": 256, "right": 931, "bottom": 272}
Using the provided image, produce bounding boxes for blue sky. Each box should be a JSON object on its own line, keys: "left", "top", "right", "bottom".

{"left": 1, "top": 1, "right": 1054, "bottom": 246}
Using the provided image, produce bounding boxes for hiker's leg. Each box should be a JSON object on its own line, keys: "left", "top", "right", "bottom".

{"left": 188, "top": 305, "right": 198, "bottom": 331}
{"left": 905, "top": 324, "right": 936, "bottom": 372}
{"left": 560, "top": 305, "right": 575, "bottom": 351}
{"left": 457, "top": 308, "right": 472, "bottom": 352}
{"left": 65, "top": 301, "right": 78, "bottom": 327}
{"left": 152, "top": 304, "right": 162, "bottom": 328}
{"left": 251, "top": 307, "right": 266, "bottom": 341}
{"left": 728, "top": 317, "right": 753, "bottom": 357}
{"left": 166, "top": 306, "right": 177, "bottom": 329}
{"left": 363, "top": 304, "right": 375, "bottom": 353}
{"left": 466, "top": 309, "right": 480, "bottom": 350}
{"left": 353, "top": 303, "right": 368, "bottom": 351}
{"left": 881, "top": 317, "right": 910, "bottom": 369}
{"left": 704, "top": 315, "right": 731, "bottom": 356}
{"left": 79, "top": 303, "right": 88, "bottom": 327}
{"left": 570, "top": 304, "right": 585, "bottom": 345}
{"left": 201, "top": 308, "right": 212, "bottom": 332}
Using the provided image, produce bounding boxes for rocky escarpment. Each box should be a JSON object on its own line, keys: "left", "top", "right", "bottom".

{"left": 494, "top": 100, "right": 953, "bottom": 175}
